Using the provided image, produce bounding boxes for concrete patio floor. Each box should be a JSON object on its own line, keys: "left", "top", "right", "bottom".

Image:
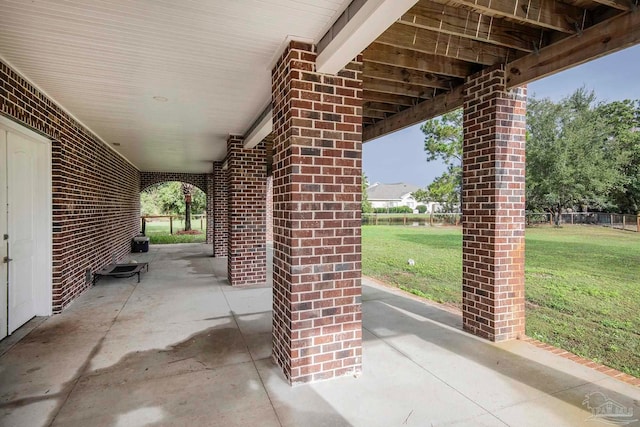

{"left": 1, "top": 243, "right": 638, "bottom": 427}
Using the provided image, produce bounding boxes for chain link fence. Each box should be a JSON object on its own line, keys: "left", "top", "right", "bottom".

{"left": 527, "top": 212, "right": 639, "bottom": 232}
{"left": 362, "top": 212, "right": 639, "bottom": 232}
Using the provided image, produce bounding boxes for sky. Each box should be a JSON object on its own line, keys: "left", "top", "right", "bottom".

{"left": 362, "top": 44, "right": 640, "bottom": 188}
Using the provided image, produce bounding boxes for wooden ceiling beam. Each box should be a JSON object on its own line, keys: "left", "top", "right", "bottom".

{"left": 590, "top": 0, "right": 632, "bottom": 10}
{"left": 364, "top": 85, "right": 464, "bottom": 142}
{"left": 363, "top": 90, "right": 419, "bottom": 107}
{"left": 443, "top": 0, "right": 585, "bottom": 33}
{"left": 364, "top": 101, "right": 404, "bottom": 114}
{"left": 376, "top": 22, "right": 514, "bottom": 66}
{"left": 363, "top": 62, "right": 458, "bottom": 90}
{"left": 363, "top": 109, "right": 388, "bottom": 120}
{"left": 364, "top": 77, "right": 435, "bottom": 99}
{"left": 507, "top": 10, "right": 640, "bottom": 88}
{"left": 399, "top": 2, "right": 547, "bottom": 52}
{"left": 364, "top": 42, "right": 476, "bottom": 78}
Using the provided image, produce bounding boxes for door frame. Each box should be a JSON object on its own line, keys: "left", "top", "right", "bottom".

{"left": 0, "top": 116, "right": 52, "bottom": 325}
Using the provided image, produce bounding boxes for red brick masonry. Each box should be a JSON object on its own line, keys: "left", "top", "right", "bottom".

{"left": 226, "top": 136, "right": 267, "bottom": 286}
{"left": 271, "top": 41, "right": 363, "bottom": 384}
{"left": 1, "top": 59, "right": 140, "bottom": 312}
{"left": 462, "top": 65, "right": 527, "bottom": 342}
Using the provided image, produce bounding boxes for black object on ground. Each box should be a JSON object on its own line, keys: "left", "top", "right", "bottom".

{"left": 93, "top": 262, "right": 149, "bottom": 284}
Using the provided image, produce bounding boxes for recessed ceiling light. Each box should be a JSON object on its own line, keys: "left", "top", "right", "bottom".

{"left": 153, "top": 96, "right": 169, "bottom": 102}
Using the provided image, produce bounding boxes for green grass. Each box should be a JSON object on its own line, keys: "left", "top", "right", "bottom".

{"left": 144, "top": 219, "right": 207, "bottom": 244}
{"left": 362, "top": 225, "right": 640, "bottom": 377}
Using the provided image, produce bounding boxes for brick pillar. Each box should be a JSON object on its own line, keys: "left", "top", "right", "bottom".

{"left": 226, "top": 136, "right": 267, "bottom": 285}
{"left": 462, "top": 65, "right": 526, "bottom": 342}
{"left": 271, "top": 41, "right": 363, "bottom": 384}
{"left": 205, "top": 173, "right": 214, "bottom": 245}
{"left": 213, "top": 161, "right": 228, "bottom": 258}
{"left": 266, "top": 175, "right": 273, "bottom": 243}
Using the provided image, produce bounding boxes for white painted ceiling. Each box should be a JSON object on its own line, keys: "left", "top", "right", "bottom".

{"left": 0, "top": 0, "right": 350, "bottom": 173}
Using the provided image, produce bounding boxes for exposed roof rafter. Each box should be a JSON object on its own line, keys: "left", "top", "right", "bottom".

{"left": 506, "top": 10, "right": 640, "bottom": 88}
{"left": 364, "top": 42, "right": 476, "bottom": 78}
{"left": 443, "top": 0, "right": 585, "bottom": 33}
{"left": 377, "top": 22, "right": 516, "bottom": 66}
{"left": 399, "top": 1, "right": 547, "bottom": 52}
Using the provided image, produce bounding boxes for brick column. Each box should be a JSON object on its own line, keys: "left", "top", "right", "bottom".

{"left": 205, "top": 173, "right": 214, "bottom": 245}
{"left": 226, "top": 136, "right": 267, "bottom": 285}
{"left": 213, "top": 161, "right": 228, "bottom": 258}
{"left": 271, "top": 41, "right": 363, "bottom": 384}
{"left": 266, "top": 175, "right": 273, "bottom": 243}
{"left": 462, "top": 65, "right": 526, "bottom": 342}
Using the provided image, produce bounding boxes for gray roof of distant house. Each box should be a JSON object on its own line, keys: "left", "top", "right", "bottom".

{"left": 367, "top": 183, "right": 420, "bottom": 200}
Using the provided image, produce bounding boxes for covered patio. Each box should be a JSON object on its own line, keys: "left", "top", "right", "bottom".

{"left": 1, "top": 244, "right": 638, "bottom": 426}
{"left": 1, "top": 0, "right": 640, "bottom": 413}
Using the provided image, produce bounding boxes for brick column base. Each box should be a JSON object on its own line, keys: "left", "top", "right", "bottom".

{"left": 462, "top": 65, "right": 526, "bottom": 342}
{"left": 271, "top": 41, "right": 363, "bottom": 384}
{"left": 227, "top": 136, "right": 267, "bottom": 285}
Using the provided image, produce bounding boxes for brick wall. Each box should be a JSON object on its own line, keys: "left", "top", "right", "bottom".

{"left": 226, "top": 136, "right": 267, "bottom": 285}
{"left": 0, "top": 60, "right": 140, "bottom": 313}
{"left": 266, "top": 175, "right": 273, "bottom": 242}
{"left": 140, "top": 172, "right": 207, "bottom": 193}
{"left": 462, "top": 64, "right": 527, "bottom": 341}
{"left": 213, "top": 161, "right": 228, "bottom": 257}
{"left": 271, "top": 41, "right": 363, "bottom": 384}
{"left": 140, "top": 171, "right": 213, "bottom": 244}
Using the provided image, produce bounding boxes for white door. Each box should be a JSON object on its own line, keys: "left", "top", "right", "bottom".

{"left": 0, "top": 118, "right": 52, "bottom": 339}
{"left": 0, "top": 128, "right": 7, "bottom": 339}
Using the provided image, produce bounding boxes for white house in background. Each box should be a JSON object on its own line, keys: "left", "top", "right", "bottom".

{"left": 367, "top": 182, "right": 420, "bottom": 209}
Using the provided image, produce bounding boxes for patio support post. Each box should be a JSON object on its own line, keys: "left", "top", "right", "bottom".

{"left": 213, "top": 161, "right": 228, "bottom": 258}
{"left": 206, "top": 172, "right": 214, "bottom": 245}
{"left": 226, "top": 136, "right": 267, "bottom": 285}
{"left": 462, "top": 65, "right": 527, "bottom": 342}
{"left": 271, "top": 41, "right": 363, "bottom": 384}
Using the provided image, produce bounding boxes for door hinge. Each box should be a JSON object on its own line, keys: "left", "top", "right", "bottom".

{"left": 3, "top": 256, "right": 12, "bottom": 263}
{"left": 2, "top": 234, "right": 7, "bottom": 240}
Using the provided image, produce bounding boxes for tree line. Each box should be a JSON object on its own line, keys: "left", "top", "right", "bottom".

{"left": 411, "top": 88, "right": 640, "bottom": 222}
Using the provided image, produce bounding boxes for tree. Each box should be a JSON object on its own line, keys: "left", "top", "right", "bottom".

{"left": 141, "top": 182, "right": 206, "bottom": 218}
{"left": 526, "top": 89, "right": 623, "bottom": 224}
{"left": 362, "top": 174, "right": 373, "bottom": 213}
{"left": 595, "top": 100, "right": 640, "bottom": 213}
{"left": 182, "top": 183, "right": 194, "bottom": 231}
{"left": 416, "top": 109, "right": 463, "bottom": 213}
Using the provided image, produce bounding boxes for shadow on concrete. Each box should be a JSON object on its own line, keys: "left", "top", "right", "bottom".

{"left": 362, "top": 287, "right": 639, "bottom": 417}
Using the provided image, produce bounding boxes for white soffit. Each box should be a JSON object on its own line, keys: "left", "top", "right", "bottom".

{"left": 316, "top": 0, "right": 420, "bottom": 74}
{"left": 0, "top": 0, "right": 350, "bottom": 173}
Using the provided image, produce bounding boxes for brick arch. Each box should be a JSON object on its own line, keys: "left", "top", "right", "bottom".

{"left": 139, "top": 171, "right": 214, "bottom": 244}
{"left": 140, "top": 172, "right": 207, "bottom": 193}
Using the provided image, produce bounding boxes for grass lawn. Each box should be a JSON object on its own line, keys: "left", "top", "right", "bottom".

{"left": 362, "top": 225, "right": 640, "bottom": 377}
{"left": 144, "top": 219, "right": 207, "bottom": 244}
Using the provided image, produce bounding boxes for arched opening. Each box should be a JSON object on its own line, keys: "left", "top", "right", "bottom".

{"left": 140, "top": 181, "right": 207, "bottom": 244}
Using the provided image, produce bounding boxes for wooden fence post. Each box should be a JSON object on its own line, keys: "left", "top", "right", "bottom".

{"left": 170, "top": 216, "right": 173, "bottom": 235}
{"left": 637, "top": 214, "right": 639, "bottom": 232}
{"left": 142, "top": 217, "right": 146, "bottom": 235}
